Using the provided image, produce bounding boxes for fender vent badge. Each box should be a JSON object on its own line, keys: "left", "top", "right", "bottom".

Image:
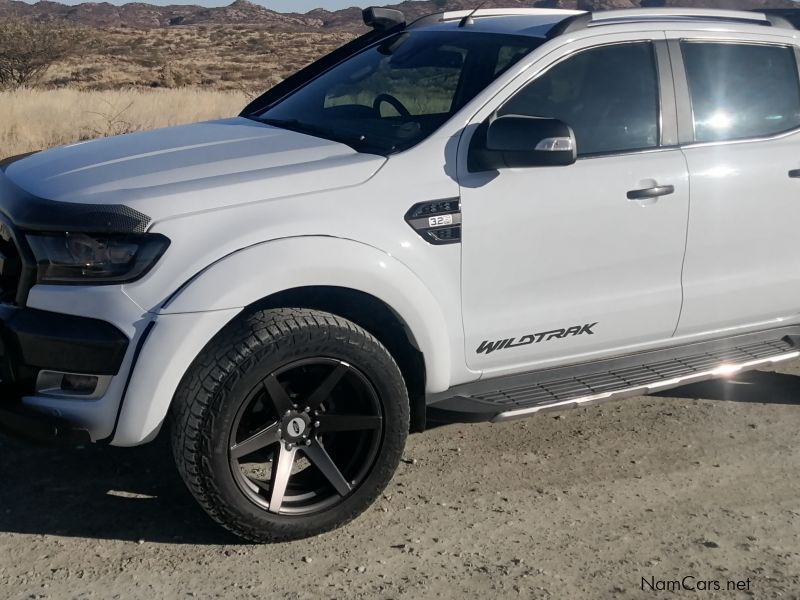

{"left": 405, "top": 198, "right": 461, "bottom": 245}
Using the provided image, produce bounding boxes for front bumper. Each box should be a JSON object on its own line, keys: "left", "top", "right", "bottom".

{"left": 0, "top": 403, "right": 92, "bottom": 445}
{"left": 0, "top": 305, "right": 130, "bottom": 444}
{"left": 0, "top": 286, "right": 240, "bottom": 446}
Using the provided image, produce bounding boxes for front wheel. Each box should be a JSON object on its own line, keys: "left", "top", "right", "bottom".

{"left": 170, "top": 308, "right": 409, "bottom": 542}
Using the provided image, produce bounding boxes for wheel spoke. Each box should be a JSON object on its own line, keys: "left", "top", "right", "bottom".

{"left": 263, "top": 374, "right": 293, "bottom": 415}
{"left": 230, "top": 423, "right": 280, "bottom": 459}
{"left": 316, "top": 414, "right": 382, "bottom": 433}
{"left": 306, "top": 363, "right": 349, "bottom": 410}
{"left": 268, "top": 445, "right": 297, "bottom": 514}
{"left": 302, "top": 440, "right": 352, "bottom": 496}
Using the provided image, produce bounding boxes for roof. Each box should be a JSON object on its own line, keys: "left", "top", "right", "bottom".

{"left": 410, "top": 7, "right": 796, "bottom": 39}
{"left": 413, "top": 9, "right": 582, "bottom": 38}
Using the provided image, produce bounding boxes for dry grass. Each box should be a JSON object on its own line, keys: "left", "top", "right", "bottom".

{"left": 0, "top": 87, "right": 248, "bottom": 156}
{"left": 0, "top": 26, "right": 350, "bottom": 158}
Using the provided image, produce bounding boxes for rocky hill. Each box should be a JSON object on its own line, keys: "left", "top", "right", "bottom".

{"left": 0, "top": 0, "right": 797, "bottom": 30}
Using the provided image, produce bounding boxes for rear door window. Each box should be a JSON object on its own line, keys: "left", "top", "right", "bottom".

{"left": 681, "top": 41, "right": 800, "bottom": 142}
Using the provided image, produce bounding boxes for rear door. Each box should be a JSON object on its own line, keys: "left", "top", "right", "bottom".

{"left": 667, "top": 32, "right": 800, "bottom": 336}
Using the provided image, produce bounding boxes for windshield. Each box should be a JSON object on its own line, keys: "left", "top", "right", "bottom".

{"left": 252, "top": 31, "right": 542, "bottom": 155}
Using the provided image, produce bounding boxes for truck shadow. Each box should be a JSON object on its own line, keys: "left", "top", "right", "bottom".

{"left": 0, "top": 370, "right": 798, "bottom": 545}
{"left": 654, "top": 369, "right": 800, "bottom": 405}
{"left": 0, "top": 433, "right": 240, "bottom": 545}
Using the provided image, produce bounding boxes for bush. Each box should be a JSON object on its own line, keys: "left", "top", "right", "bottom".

{"left": 0, "top": 19, "right": 86, "bottom": 89}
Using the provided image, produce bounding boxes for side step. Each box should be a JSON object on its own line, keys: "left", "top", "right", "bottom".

{"left": 427, "top": 327, "right": 800, "bottom": 424}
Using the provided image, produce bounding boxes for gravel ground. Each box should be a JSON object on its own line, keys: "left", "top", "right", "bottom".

{"left": 1, "top": 364, "right": 799, "bottom": 600}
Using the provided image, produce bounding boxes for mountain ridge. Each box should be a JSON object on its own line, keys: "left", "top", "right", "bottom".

{"left": 0, "top": 0, "right": 798, "bottom": 29}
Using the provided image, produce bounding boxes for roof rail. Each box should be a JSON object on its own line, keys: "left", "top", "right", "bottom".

{"left": 552, "top": 8, "right": 795, "bottom": 38}
{"left": 410, "top": 8, "right": 582, "bottom": 29}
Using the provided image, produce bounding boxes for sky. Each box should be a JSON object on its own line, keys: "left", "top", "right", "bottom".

{"left": 20, "top": 0, "right": 403, "bottom": 11}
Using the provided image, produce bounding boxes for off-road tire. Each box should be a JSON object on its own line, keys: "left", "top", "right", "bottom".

{"left": 170, "top": 308, "right": 410, "bottom": 543}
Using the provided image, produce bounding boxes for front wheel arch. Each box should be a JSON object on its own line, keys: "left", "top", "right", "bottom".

{"left": 250, "top": 286, "right": 427, "bottom": 433}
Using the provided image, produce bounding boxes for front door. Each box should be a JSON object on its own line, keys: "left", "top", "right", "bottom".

{"left": 460, "top": 36, "right": 690, "bottom": 373}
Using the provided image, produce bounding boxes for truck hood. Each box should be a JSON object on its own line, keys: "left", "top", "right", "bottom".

{"left": 3, "top": 117, "right": 386, "bottom": 222}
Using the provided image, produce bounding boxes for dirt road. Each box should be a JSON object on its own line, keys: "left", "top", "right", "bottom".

{"left": 2, "top": 364, "right": 799, "bottom": 599}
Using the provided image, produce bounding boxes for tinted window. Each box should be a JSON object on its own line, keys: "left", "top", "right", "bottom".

{"left": 255, "top": 31, "right": 541, "bottom": 155}
{"left": 499, "top": 42, "right": 660, "bottom": 155}
{"left": 682, "top": 42, "right": 800, "bottom": 142}
{"left": 324, "top": 44, "right": 465, "bottom": 117}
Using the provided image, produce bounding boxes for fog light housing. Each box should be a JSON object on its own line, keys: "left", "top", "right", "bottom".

{"left": 62, "top": 374, "right": 98, "bottom": 393}
{"left": 35, "top": 371, "right": 112, "bottom": 399}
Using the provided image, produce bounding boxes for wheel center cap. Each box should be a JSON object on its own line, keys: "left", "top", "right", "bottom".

{"left": 288, "top": 417, "right": 306, "bottom": 437}
{"left": 280, "top": 412, "right": 312, "bottom": 443}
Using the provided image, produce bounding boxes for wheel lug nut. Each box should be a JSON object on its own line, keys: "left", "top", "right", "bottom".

{"left": 304, "top": 406, "right": 311, "bottom": 413}
{"left": 305, "top": 440, "right": 311, "bottom": 446}
{"left": 313, "top": 421, "right": 320, "bottom": 428}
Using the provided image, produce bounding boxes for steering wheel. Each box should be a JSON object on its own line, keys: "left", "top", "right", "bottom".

{"left": 373, "top": 93, "right": 411, "bottom": 118}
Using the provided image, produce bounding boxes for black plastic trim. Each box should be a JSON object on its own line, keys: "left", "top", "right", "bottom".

{"left": 0, "top": 151, "right": 40, "bottom": 171}
{"left": 2, "top": 308, "right": 129, "bottom": 376}
{"left": 666, "top": 39, "right": 694, "bottom": 146}
{"left": 0, "top": 213, "right": 37, "bottom": 306}
{"left": 654, "top": 40, "right": 678, "bottom": 148}
{"left": 104, "top": 320, "right": 156, "bottom": 445}
{"left": 405, "top": 198, "right": 462, "bottom": 245}
{"left": 0, "top": 174, "right": 151, "bottom": 234}
{"left": 0, "top": 404, "right": 91, "bottom": 446}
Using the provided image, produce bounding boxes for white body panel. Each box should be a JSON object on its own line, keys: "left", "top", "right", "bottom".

{"left": 458, "top": 31, "right": 690, "bottom": 373}
{"left": 664, "top": 29, "right": 800, "bottom": 336}
{"left": 4, "top": 12, "right": 800, "bottom": 445}
{"left": 4, "top": 118, "right": 386, "bottom": 220}
{"left": 677, "top": 133, "right": 800, "bottom": 334}
{"left": 460, "top": 151, "right": 689, "bottom": 373}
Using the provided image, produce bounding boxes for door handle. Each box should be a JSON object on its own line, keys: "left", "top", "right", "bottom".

{"left": 789, "top": 169, "right": 800, "bottom": 178}
{"left": 627, "top": 185, "right": 675, "bottom": 200}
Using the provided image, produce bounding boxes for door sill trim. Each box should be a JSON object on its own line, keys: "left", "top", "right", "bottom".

{"left": 428, "top": 325, "right": 800, "bottom": 424}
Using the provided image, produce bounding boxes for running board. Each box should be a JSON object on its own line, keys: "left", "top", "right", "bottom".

{"left": 427, "top": 327, "right": 800, "bottom": 424}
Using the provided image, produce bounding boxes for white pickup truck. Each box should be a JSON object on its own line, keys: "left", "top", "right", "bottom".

{"left": 2, "top": 6, "right": 800, "bottom": 542}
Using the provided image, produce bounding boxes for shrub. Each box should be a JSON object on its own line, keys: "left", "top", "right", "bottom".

{"left": 0, "top": 19, "right": 87, "bottom": 89}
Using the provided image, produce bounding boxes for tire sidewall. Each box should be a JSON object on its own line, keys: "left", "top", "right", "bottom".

{"left": 202, "top": 317, "right": 409, "bottom": 538}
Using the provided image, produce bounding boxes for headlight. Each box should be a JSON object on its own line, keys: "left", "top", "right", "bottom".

{"left": 27, "top": 232, "right": 170, "bottom": 284}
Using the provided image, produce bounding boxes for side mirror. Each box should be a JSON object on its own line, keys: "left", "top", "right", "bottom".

{"left": 471, "top": 115, "right": 577, "bottom": 171}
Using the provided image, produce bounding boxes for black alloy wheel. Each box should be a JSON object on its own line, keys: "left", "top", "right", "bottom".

{"left": 229, "top": 357, "right": 384, "bottom": 515}
{"left": 171, "top": 308, "right": 410, "bottom": 542}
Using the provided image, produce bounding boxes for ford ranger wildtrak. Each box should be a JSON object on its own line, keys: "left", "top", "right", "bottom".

{"left": 2, "top": 7, "right": 800, "bottom": 542}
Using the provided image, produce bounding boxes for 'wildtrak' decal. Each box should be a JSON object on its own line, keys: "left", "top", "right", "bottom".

{"left": 477, "top": 323, "right": 597, "bottom": 355}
